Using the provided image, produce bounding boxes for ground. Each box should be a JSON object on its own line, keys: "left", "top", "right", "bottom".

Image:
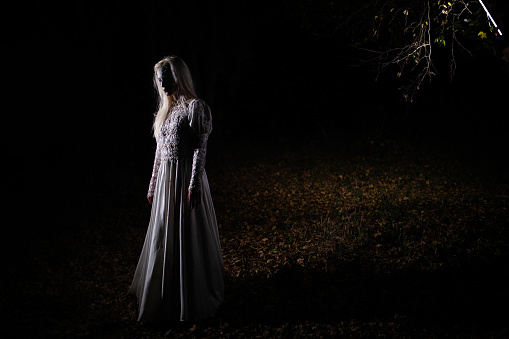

{"left": 4, "top": 139, "right": 509, "bottom": 338}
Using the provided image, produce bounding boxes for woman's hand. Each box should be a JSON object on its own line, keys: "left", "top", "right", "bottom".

{"left": 147, "top": 195, "right": 153, "bottom": 205}
{"left": 188, "top": 189, "right": 201, "bottom": 209}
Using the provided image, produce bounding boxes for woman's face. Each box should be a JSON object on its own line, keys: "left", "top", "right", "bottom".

{"left": 157, "top": 65, "right": 176, "bottom": 95}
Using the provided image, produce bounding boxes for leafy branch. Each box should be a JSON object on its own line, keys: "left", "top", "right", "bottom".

{"left": 356, "top": 0, "right": 495, "bottom": 102}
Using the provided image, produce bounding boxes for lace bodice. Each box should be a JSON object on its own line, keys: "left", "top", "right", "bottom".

{"left": 147, "top": 99, "right": 212, "bottom": 198}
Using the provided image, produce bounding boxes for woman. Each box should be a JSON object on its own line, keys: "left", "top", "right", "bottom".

{"left": 129, "top": 55, "right": 224, "bottom": 322}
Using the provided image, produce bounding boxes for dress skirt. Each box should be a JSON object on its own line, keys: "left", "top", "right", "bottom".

{"left": 129, "top": 159, "right": 224, "bottom": 322}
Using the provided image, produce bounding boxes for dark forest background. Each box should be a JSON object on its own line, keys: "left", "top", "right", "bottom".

{"left": 10, "top": 0, "right": 509, "bottom": 189}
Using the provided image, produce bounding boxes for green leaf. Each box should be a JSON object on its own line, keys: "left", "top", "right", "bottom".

{"left": 434, "top": 35, "right": 446, "bottom": 47}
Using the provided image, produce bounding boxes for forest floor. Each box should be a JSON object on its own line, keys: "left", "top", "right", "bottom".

{"left": 5, "top": 139, "right": 509, "bottom": 338}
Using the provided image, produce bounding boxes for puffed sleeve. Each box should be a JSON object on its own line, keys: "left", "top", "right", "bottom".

{"left": 188, "top": 99, "right": 212, "bottom": 194}
{"left": 147, "top": 142, "right": 162, "bottom": 199}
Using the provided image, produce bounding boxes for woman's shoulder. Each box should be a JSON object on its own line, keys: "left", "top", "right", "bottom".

{"left": 187, "top": 98, "right": 209, "bottom": 110}
{"left": 187, "top": 98, "right": 211, "bottom": 118}
{"left": 187, "top": 98, "right": 212, "bottom": 133}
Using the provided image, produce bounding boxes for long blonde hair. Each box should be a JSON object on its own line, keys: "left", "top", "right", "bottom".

{"left": 152, "top": 56, "right": 198, "bottom": 139}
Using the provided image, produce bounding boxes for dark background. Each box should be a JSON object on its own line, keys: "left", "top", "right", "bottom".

{"left": 12, "top": 0, "right": 508, "bottom": 192}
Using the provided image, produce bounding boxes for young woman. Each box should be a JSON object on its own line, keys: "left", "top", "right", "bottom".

{"left": 129, "top": 55, "right": 224, "bottom": 322}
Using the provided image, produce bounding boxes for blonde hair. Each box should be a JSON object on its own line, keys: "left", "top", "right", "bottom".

{"left": 152, "top": 56, "right": 198, "bottom": 139}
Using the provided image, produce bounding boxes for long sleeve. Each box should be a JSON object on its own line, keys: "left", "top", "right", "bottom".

{"left": 188, "top": 99, "right": 212, "bottom": 194}
{"left": 147, "top": 142, "right": 162, "bottom": 198}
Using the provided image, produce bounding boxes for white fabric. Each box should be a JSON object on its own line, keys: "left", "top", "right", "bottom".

{"left": 129, "top": 99, "right": 224, "bottom": 322}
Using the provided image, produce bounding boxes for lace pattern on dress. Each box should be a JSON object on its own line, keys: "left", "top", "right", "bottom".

{"left": 189, "top": 100, "right": 212, "bottom": 194}
{"left": 147, "top": 145, "right": 161, "bottom": 197}
{"left": 147, "top": 99, "right": 212, "bottom": 198}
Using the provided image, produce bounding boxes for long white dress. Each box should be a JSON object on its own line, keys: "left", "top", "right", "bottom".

{"left": 129, "top": 99, "right": 224, "bottom": 322}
